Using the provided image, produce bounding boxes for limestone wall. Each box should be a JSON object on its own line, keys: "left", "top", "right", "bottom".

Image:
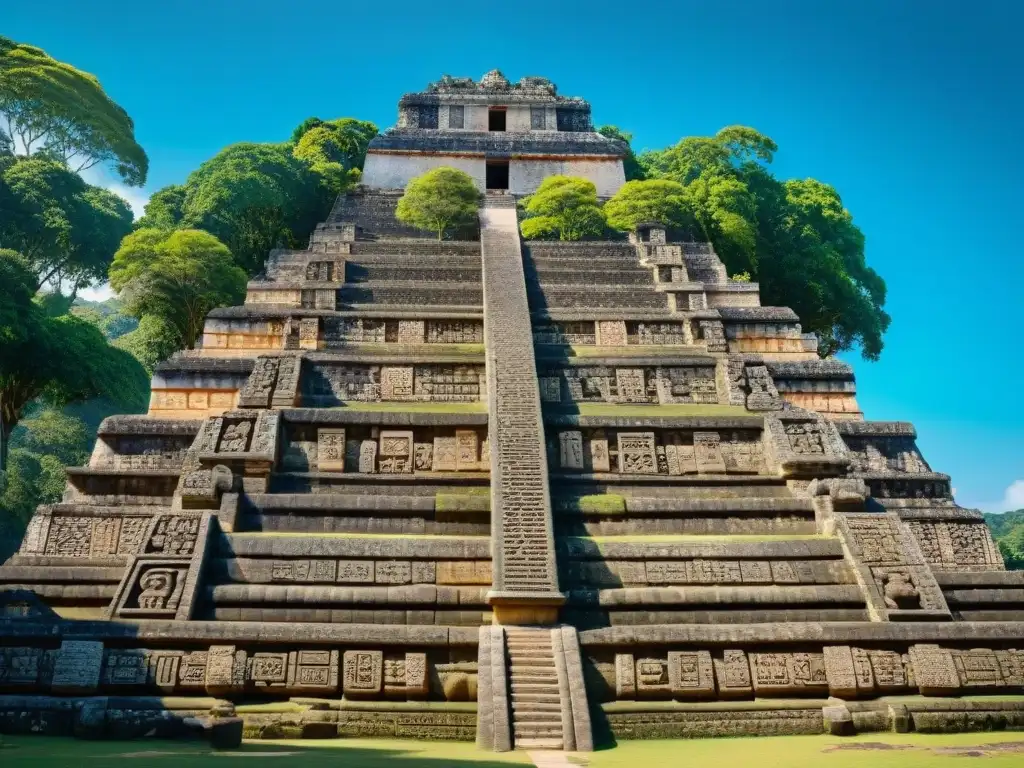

{"left": 362, "top": 152, "right": 625, "bottom": 196}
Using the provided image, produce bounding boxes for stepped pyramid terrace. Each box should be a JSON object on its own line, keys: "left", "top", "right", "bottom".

{"left": 2, "top": 70, "right": 1024, "bottom": 750}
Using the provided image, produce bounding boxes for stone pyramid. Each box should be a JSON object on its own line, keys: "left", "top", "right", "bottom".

{"left": 2, "top": 71, "right": 1022, "bottom": 749}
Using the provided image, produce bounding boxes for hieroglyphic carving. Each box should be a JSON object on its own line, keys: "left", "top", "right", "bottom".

{"left": 745, "top": 365, "right": 782, "bottom": 411}
{"left": 615, "top": 369, "right": 648, "bottom": 402}
{"left": 668, "top": 651, "right": 715, "bottom": 698}
{"left": 750, "top": 653, "right": 828, "bottom": 695}
{"left": 590, "top": 431, "right": 610, "bottom": 472}
{"left": 559, "top": 431, "right": 584, "bottom": 470}
{"left": 380, "top": 366, "right": 414, "bottom": 400}
{"left": 299, "top": 318, "right": 319, "bottom": 349}
{"left": 359, "top": 440, "right": 377, "bottom": 473}
{"left": 693, "top": 431, "right": 726, "bottom": 473}
{"left": 909, "top": 645, "right": 960, "bottom": 695}
{"left": 455, "top": 429, "right": 478, "bottom": 470}
{"left": 397, "top": 320, "right": 425, "bottom": 344}
{"left": 146, "top": 515, "right": 200, "bottom": 556}
{"left": 288, "top": 650, "right": 339, "bottom": 693}
{"left": 715, "top": 650, "right": 752, "bottom": 697}
{"left": 0, "top": 647, "right": 45, "bottom": 686}
{"left": 414, "top": 442, "right": 433, "bottom": 471}
{"left": 617, "top": 432, "right": 656, "bottom": 474}
{"left": 238, "top": 357, "right": 279, "bottom": 408}
{"left": 51, "top": 640, "right": 103, "bottom": 693}
{"left": 217, "top": 420, "right": 252, "bottom": 453}
{"left": 375, "top": 561, "right": 412, "bottom": 584}
{"left": 635, "top": 658, "right": 669, "bottom": 697}
{"left": 433, "top": 437, "right": 457, "bottom": 471}
{"left": 379, "top": 430, "right": 413, "bottom": 473}
{"left": 317, "top": 428, "right": 346, "bottom": 471}
{"left": 336, "top": 560, "right": 374, "bottom": 584}
{"left": 248, "top": 653, "right": 289, "bottom": 689}
{"left": 343, "top": 650, "right": 383, "bottom": 695}
{"left": 405, "top": 652, "right": 428, "bottom": 697}
{"left": 178, "top": 651, "right": 208, "bottom": 690}
{"left": 206, "top": 645, "right": 246, "bottom": 694}
{"left": 784, "top": 422, "right": 826, "bottom": 455}
{"left": 120, "top": 564, "right": 188, "bottom": 615}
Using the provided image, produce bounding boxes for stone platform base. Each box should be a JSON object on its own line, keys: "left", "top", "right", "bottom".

{"left": 601, "top": 697, "right": 1024, "bottom": 740}
{"left": 0, "top": 695, "right": 241, "bottom": 747}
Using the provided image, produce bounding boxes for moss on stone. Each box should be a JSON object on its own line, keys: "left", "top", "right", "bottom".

{"left": 564, "top": 494, "right": 627, "bottom": 514}
{"left": 236, "top": 702, "right": 309, "bottom": 714}
{"left": 435, "top": 493, "right": 491, "bottom": 512}
{"left": 569, "top": 403, "right": 751, "bottom": 418}
{"left": 577, "top": 533, "right": 830, "bottom": 543}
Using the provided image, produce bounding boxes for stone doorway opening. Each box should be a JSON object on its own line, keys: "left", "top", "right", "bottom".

{"left": 486, "top": 161, "right": 509, "bottom": 191}
{"left": 488, "top": 107, "right": 507, "bottom": 131}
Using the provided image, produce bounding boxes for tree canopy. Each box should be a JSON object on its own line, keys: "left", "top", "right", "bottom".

{"left": 110, "top": 228, "right": 247, "bottom": 350}
{"left": 0, "top": 156, "right": 133, "bottom": 296}
{"left": 520, "top": 176, "right": 605, "bottom": 242}
{"left": 639, "top": 125, "right": 889, "bottom": 359}
{"left": 395, "top": 167, "right": 481, "bottom": 240}
{"left": 0, "top": 35, "right": 148, "bottom": 184}
{"left": 604, "top": 179, "right": 689, "bottom": 232}
{"left": 0, "top": 250, "right": 148, "bottom": 471}
{"left": 598, "top": 125, "right": 644, "bottom": 182}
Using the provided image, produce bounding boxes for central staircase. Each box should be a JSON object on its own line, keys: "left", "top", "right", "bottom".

{"left": 506, "top": 627, "right": 566, "bottom": 750}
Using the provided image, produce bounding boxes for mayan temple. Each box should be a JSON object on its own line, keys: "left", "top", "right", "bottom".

{"left": 2, "top": 70, "right": 1023, "bottom": 750}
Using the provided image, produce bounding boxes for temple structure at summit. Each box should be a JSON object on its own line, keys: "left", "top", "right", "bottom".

{"left": 2, "top": 71, "right": 1023, "bottom": 749}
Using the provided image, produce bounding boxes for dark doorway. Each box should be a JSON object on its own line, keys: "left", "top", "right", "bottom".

{"left": 486, "top": 161, "right": 509, "bottom": 191}
{"left": 488, "top": 108, "right": 507, "bottom": 132}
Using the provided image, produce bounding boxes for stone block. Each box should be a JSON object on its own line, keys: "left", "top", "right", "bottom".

{"left": 51, "top": 641, "right": 103, "bottom": 694}
{"left": 317, "top": 428, "right": 346, "bottom": 471}
{"left": 343, "top": 650, "right": 383, "bottom": 696}
{"left": 668, "top": 651, "right": 714, "bottom": 698}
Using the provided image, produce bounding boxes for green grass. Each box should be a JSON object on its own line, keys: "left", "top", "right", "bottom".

{"left": 5, "top": 733, "right": 1024, "bottom": 768}
{"left": 583, "top": 732, "right": 1024, "bottom": 768}
{"left": 331, "top": 401, "right": 487, "bottom": 413}
{"left": 0, "top": 736, "right": 529, "bottom": 767}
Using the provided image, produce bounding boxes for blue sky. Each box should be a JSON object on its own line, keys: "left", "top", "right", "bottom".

{"left": 6, "top": 1, "right": 1023, "bottom": 510}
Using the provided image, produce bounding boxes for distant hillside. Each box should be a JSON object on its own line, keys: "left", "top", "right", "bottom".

{"left": 984, "top": 510, "right": 1024, "bottom": 570}
{"left": 71, "top": 296, "right": 138, "bottom": 340}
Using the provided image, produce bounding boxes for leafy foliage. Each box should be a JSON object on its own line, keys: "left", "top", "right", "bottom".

{"left": 395, "top": 167, "right": 481, "bottom": 240}
{"left": 71, "top": 296, "right": 138, "bottom": 340}
{"left": 520, "top": 176, "right": 606, "bottom": 241}
{"left": 984, "top": 510, "right": 1024, "bottom": 570}
{"left": 0, "top": 35, "right": 147, "bottom": 184}
{"left": 604, "top": 179, "right": 689, "bottom": 232}
{"left": 0, "top": 262, "right": 148, "bottom": 472}
{"left": 110, "top": 228, "right": 247, "bottom": 350}
{"left": 113, "top": 314, "right": 182, "bottom": 375}
{"left": 597, "top": 125, "right": 645, "bottom": 181}
{"left": 0, "top": 157, "right": 134, "bottom": 295}
{"left": 640, "top": 126, "right": 889, "bottom": 359}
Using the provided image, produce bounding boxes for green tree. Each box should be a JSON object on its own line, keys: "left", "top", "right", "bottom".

{"left": 598, "top": 125, "right": 645, "bottom": 182}
{"left": 604, "top": 179, "right": 690, "bottom": 232}
{"left": 291, "top": 117, "right": 377, "bottom": 171}
{"left": 110, "top": 228, "right": 247, "bottom": 350}
{"left": 520, "top": 176, "right": 605, "bottom": 241}
{"left": 0, "top": 303, "right": 148, "bottom": 471}
{"left": 640, "top": 126, "right": 888, "bottom": 359}
{"left": 0, "top": 35, "right": 148, "bottom": 184}
{"left": 135, "top": 184, "right": 186, "bottom": 230}
{"left": 0, "top": 157, "right": 133, "bottom": 296}
{"left": 114, "top": 314, "right": 182, "bottom": 374}
{"left": 395, "top": 167, "right": 481, "bottom": 240}
{"left": 172, "top": 142, "right": 325, "bottom": 275}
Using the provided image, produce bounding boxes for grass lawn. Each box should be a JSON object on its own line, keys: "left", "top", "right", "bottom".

{"left": 4, "top": 732, "right": 1024, "bottom": 768}
{"left": 581, "top": 732, "right": 1024, "bottom": 768}
{"left": 0, "top": 736, "right": 530, "bottom": 768}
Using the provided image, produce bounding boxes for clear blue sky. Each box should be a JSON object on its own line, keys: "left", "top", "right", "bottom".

{"left": 6, "top": 1, "right": 1023, "bottom": 511}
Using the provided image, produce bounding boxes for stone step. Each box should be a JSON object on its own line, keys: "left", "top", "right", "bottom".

{"left": 510, "top": 674, "right": 559, "bottom": 685}
{"left": 508, "top": 663, "right": 556, "bottom": 674}
{"left": 514, "top": 725, "right": 565, "bottom": 737}
{"left": 514, "top": 738, "right": 564, "bottom": 751}
{"left": 512, "top": 700, "right": 562, "bottom": 712}
{"left": 514, "top": 715, "right": 564, "bottom": 726}
{"left": 507, "top": 646, "right": 554, "bottom": 655}
{"left": 510, "top": 683, "right": 562, "bottom": 695}
{"left": 511, "top": 692, "right": 562, "bottom": 704}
